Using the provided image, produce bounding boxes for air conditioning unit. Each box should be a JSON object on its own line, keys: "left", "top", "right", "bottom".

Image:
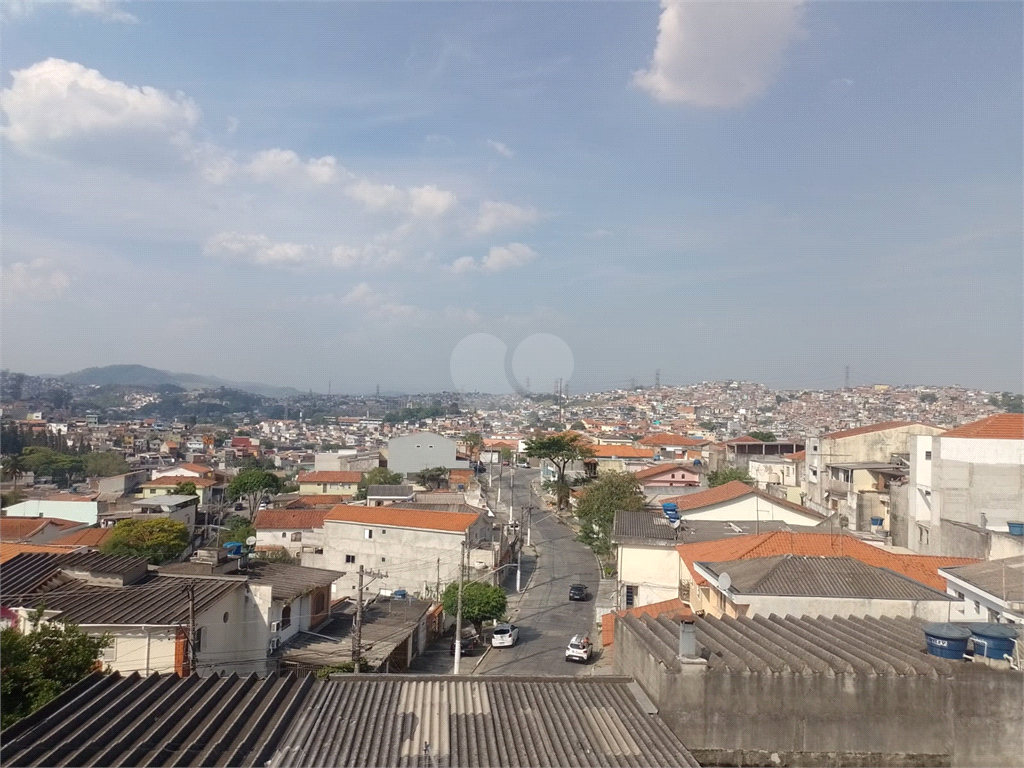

{"left": 268, "top": 637, "right": 279, "bottom": 654}
{"left": 270, "top": 621, "right": 282, "bottom": 633}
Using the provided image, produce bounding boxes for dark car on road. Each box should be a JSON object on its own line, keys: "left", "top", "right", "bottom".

{"left": 450, "top": 634, "right": 479, "bottom": 656}
{"left": 568, "top": 583, "right": 588, "bottom": 601}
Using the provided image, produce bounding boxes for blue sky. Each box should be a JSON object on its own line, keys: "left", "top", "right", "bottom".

{"left": 2, "top": 1, "right": 1021, "bottom": 395}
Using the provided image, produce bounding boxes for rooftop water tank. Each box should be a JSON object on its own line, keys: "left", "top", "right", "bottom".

{"left": 1007, "top": 521, "right": 1024, "bottom": 537}
{"left": 392, "top": 589, "right": 408, "bottom": 600}
{"left": 968, "top": 623, "right": 1019, "bottom": 659}
{"left": 870, "top": 516, "right": 884, "bottom": 527}
{"left": 922, "top": 623, "right": 971, "bottom": 660}
{"left": 662, "top": 502, "right": 679, "bottom": 522}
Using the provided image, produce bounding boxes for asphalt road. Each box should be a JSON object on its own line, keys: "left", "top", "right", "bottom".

{"left": 474, "top": 467, "right": 601, "bottom": 676}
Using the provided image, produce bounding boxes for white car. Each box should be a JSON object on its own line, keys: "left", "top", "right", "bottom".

{"left": 491, "top": 623, "right": 520, "bottom": 648}
{"left": 565, "top": 634, "right": 593, "bottom": 663}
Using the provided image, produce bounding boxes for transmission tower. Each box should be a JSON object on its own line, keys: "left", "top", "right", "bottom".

{"left": 655, "top": 369, "right": 660, "bottom": 390}
{"left": 525, "top": 377, "right": 530, "bottom": 393}
{"left": 845, "top": 366, "right": 850, "bottom": 389}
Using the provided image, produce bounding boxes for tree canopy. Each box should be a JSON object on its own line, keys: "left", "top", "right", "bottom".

{"left": 1, "top": 611, "right": 110, "bottom": 729}
{"left": 100, "top": 518, "right": 190, "bottom": 564}
{"left": 20, "top": 447, "right": 85, "bottom": 488}
{"left": 524, "top": 432, "right": 594, "bottom": 510}
{"left": 217, "top": 514, "right": 255, "bottom": 546}
{"left": 441, "top": 580, "right": 507, "bottom": 636}
{"left": 748, "top": 431, "right": 776, "bottom": 443}
{"left": 707, "top": 467, "right": 754, "bottom": 488}
{"left": 415, "top": 466, "right": 449, "bottom": 490}
{"left": 83, "top": 451, "right": 130, "bottom": 477}
{"left": 172, "top": 481, "right": 197, "bottom": 496}
{"left": 355, "top": 467, "right": 405, "bottom": 500}
{"left": 228, "top": 469, "right": 282, "bottom": 517}
{"left": 574, "top": 471, "right": 646, "bottom": 556}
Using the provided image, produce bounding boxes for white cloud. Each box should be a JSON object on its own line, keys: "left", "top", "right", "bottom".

{"left": 346, "top": 179, "right": 456, "bottom": 218}
{"left": 2, "top": 0, "right": 135, "bottom": 23}
{"left": 0, "top": 58, "right": 199, "bottom": 147}
{"left": 1, "top": 258, "right": 71, "bottom": 301}
{"left": 634, "top": 0, "right": 806, "bottom": 108}
{"left": 445, "top": 306, "right": 482, "bottom": 325}
{"left": 244, "top": 148, "right": 339, "bottom": 184}
{"left": 203, "top": 232, "right": 315, "bottom": 267}
{"left": 487, "top": 139, "right": 514, "bottom": 158}
{"left": 451, "top": 243, "right": 538, "bottom": 273}
{"left": 409, "top": 185, "right": 457, "bottom": 218}
{"left": 473, "top": 200, "right": 540, "bottom": 234}
{"left": 339, "top": 282, "right": 421, "bottom": 323}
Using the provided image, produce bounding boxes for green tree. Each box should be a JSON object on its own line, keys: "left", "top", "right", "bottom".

{"left": 228, "top": 469, "right": 283, "bottom": 517}
{"left": 1, "top": 610, "right": 111, "bottom": 729}
{"left": 100, "top": 518, "right": 190, "bottom": 564}
{"left": 252, "top": 548, "right": 295, "bottom": 564}
{"left": 1000, "top": 392, "right": 1023, "bottom": 414}
{"left": 83, "top": 451, "right": 130, "bottom": 477}
{"left": 415, "top": 466, "right": 449, "bottom": 490}
{"left": 918, "top": 393, "right": 938, "bottom": 404}
{"left": 570, "top": 420, "right": 586, "bottom": 431}
{"left": 698, "top": 421, "right": 717, "bottom": 432}
{"left": 20, "top": 447, "right": 85, "bottom": 488}
{"left": 524, "top": 432, "right": 595, "bottom": 511}
{"left": 441, "top": 580, "right": 508, "bottom": 637}
{"left": 748, "top": 431, "right": 776, "bottom": 443}
{"left": 217, "top": 514, "right": 255, "bottom": 545}
{"left": 463, "top": 432, "right": 483, "bottom": 463}
{"left": 172, "top": 481, "right": 197, "bottom": 496}
{"left": 707, "top": 467, "right": 754, "bottom": 488}
{"left": 574, "top": 471, "right": 646, "bottom": 555}
{"left": 2, "top": 453, "right": 27, "bottom": 491}
{"left": 355, "top": 467, "right": 405, "bottom": 500}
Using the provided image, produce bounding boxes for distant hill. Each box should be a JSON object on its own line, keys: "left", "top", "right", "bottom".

{"left": 61, "top": 365, "right": 301, "bottom": 398}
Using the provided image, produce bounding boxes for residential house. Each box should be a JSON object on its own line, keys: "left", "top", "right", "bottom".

{"left": 1, "top": 498, "right": 101, "bottom": 526}
{"left": 658, "top": 481, "right": 826, "bottom": 525}
{"left": 939, "top": 555, "right": 1024, "bottom": 625}
{"left": 366, "top": 484, "right": 415, "bottom": 506}
{"left": 639, "top": 433, "right": 712, "bottom": 462}
{"left": 387, "top": 432, "right": 469, "bottom": 475}
{"left": 139, "top": 475, "right": 217, "bottom": 506}
{"left": 692, "top": 554, "right": 954, "bottom": 621}
{"left": 805, "top": 421, "right": 944, "bottom": 515}
{"left": 301, "top": 504, "right": 496, "bottom": 602}
{"left": 0, "top": 517, "right": 88, "bottom": 545}
{"left": 585, "top": 445, "right": 655, "bottom": 475}
{"left": 47, "top": 526, "right": 114, "bottom": 550}
{"left": 0, "top": 542, "right": 83, "bottom": 563}
{"left": 100, "top": 495, "right": 199, "bottom": 543}
{"left": 254, "top": 508, "right": 332, "bottom": 560}
{"left": 906, "top": 414, "right": 1024, "bottom": 557}
{"left": 152, "top": 462, "right": 216, "bottom": 481}
{"left": 297, "top": 470, "right": 363, "bottom": 496}
{"left": 633, "top": 463, "right": 702, "bottom": 489}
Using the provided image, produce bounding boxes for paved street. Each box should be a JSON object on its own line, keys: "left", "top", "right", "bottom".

{"left": 474, "top": 466, "right": 602, "bottom": 676}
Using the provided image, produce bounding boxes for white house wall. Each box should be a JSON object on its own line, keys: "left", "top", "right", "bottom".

{"left": 681, "top": 496, "right": 821, "bottom": 525}
{"left": 616, "top": 544, "right": 680, "bottom": 609}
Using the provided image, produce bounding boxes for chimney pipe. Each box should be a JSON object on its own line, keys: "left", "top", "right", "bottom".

{"left": 678, "top": 619, "right": 697, "bottom": 657}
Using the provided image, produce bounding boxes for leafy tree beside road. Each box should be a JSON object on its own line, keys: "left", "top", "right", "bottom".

{"left": 100, "top": 519, "right": 190, "bottom": 564}
{"left": 524, "top": 432, "right": 594, "bottom": 511}
{"left": 441, "top": 581, "right": 508, "bottom": 637}
{"left": 1, "top": 610, "right": 110, "bottom": 729}
{"left": 707, "top": 467, "right": 754, "bottom": 487}
{"left": 217, "top": 514, "right": 256, "bottom": 546}
{"left": 574, "top": 471, "right": 646, "bottom": 556}
{"left": 228, "top": 469, "right": 282, "bottom": 517}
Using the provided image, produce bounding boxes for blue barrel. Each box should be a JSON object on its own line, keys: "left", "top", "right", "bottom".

{"left": 923, "top": 623, "right": 971, "bottom": 659}
{"left": 662, "top": 502, "right": 679, "bottom": 521}
{"left": 871, "top": 516, "right": 884, "bottom": 527}
{"left": 1007, "top": 521, "right": 1024, "bottom": 537}
{"left": 968, "top": 623, "right": 1019, "bottom": 659}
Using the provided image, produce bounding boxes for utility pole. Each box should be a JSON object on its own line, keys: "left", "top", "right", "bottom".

{"left": 516, "top": 530, "right": 522, "bottom": 592}
{"left": 655, "top": 369, "right": 660, "bottom": 390}
{"left": 353, "top": 565, "right": 364, "bottom": 673}
{"left": 436, "top": 557, "right": 441, "bottom": 599}
{"left": 844, "top": 366, "right": 850, "bottom": 389}
{"left": 183, "top": 581, "right": 197, "bottom": 675}
{"left": 453, "top": 540, "right": 466, "bottom": 674}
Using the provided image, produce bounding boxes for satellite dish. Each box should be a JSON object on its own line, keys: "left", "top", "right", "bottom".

{"left": 719, "top": 572, "right": 732, "bottom": 591}
{"left": 245, "top": 536, "right": 257, "bottom": 546}
{"left": 670, "top": 518, "right": 681, "bottom": 530}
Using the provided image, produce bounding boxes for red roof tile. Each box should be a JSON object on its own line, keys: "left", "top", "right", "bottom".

{"left": 676, "top": 531, "right": 978, "bottom": 592}
{"left": 823, "top": 421, "right": 931, "bottom": 440}
{"left": 256, "top": 509, "right": 334, "bottom": 530}
{"left": 660, "top": 481, "right": 825, "bottom": 519}
{"left": 0, "top": 542, "right": 83, "bottom": 563}
{"left": 0, "top": 517, "right": 83, "bottom": 542}
{"left": 633, "top": 463, "right": 699, "bottom": 481}
{"left": 726, "top": 435, "right": 762, "bottom": 443}
{"left": 298, "top": 471, "right": 364, "bottom": 484}
{"left": 941, "top": 414, "right": 1024, "bottom": 440}
{"left": 323, "top": 504, "right": 480, "bottom": 533}
{"left": 785, "top": 450, "right": 807, "bottom": 462}
{"left": 286, "top": 495, "right": 356, "bottom": 508}
{"left": 48, "top": 527, "right": 114, "bottom": 547}
{"left": 601, "top": 598, "right": 691, "bottom": 647}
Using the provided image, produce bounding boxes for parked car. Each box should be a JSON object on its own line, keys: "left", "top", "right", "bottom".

{"left": 450, "top": 633, "right": 479, "bottom": 656}
{"left": 517, "top": 461, "right": 530, "bottom": 468}
{"left": 568, "top": 583, "right": 588, "bottom": 601}
{"left": 565, "top": 634, "right": 593, "bottom": 663}
{"left": 491, "top": 623, "right": 520, "bottom": 648}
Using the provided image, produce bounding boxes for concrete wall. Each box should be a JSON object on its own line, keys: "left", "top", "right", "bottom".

{"left": 614, "top": 617, "right": 1024, "bottom": 768}
{"left": 616, "top": 544, "right": 680, "bottom": 609}
{"left": 194, "top": 585, "right": 270, "bottom": 676}
{"left": 95, "top": 627, "right": 178, "bottom": 674}
{"left": 726, "top": 594, "right": 954, "bottom": 623}
{"left": 3, "top": 499, "right": 99, "bottom": 525}
{"left": 681, "top": 496, "right": 821, "bottom": 525}
{"left": 388, "top": 433, "right": 467, "bottom": 474}
{"left": 298, "top": 480, "right": 359, "bottom": 495}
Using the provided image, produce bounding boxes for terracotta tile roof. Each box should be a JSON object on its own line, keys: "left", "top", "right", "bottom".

{"left": 174, "top": 463, "right": 214, "bottom": 474}
{"left": 589, "top": 445, "right": 655, "bottom": 459}
{"left": 323, "top": 504, "right": 480, "bottom": 533}
{"left": 941, "top": 413, "right": 1024, "bottom": 440}
{"left": 633, "top": 463, "right": 698, "bottom": 481}
{"left": 0, "top": 517, "right": 84, "bottom": 542}
{"left": 142, "top": 476, "right": 217, "bottom": 487}
{"left": 660, "top": 481, "right": 755, "bottom": 510}
{"left": 286, "top": 495, "right": 356, "bottom": 508}
{"left": 298, "top": 471, "right": 364, "bottom": 484}
{"left": 0, "top": 542, "right": 83, "bottom": 563}
{"left": 48, "top": 527, "right": 114, "bottom": 547}
{"left": 823, "top": 420, "right": 929, "bottom": 440}
{"left": 677, "top": 531, "right": 978, "bottom": 592}
{"left": 639, "top": 433, "right": 707, "bottom": 447}
{"left": 601, "top": 598, "right": 691, "bottom": 648}
{"left": 785, "top": 450, "right": 806, "bottom": 462}
{"left": 256, "top": 509, "right": 334, "bottom": 530}
{"left": 726, "top": 435, "right": 762, "bottom": 443}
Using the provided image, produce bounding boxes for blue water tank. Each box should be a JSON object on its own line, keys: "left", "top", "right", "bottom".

{"left": 662, "top": 503, "right": 679, "bottom": 522}
{"left": 223, "top": 541, "right": 243, "bottom": 556}
{"left": 693, "top": 459, "right": 702, "bottom": 466}
{"left": 870, "top": 516, "right": 884, "bottom": 527}
{"left": 968, "top": 623, "right": 1019, "bottom": 659}
{"left": 392, "top": 589, "right": 408, "bottom": 600}
{"left": 923, "top": 623, "right": 971, "bottom": 659}
{"left": 1007, "top": 521, "right": 1024, "bottom": 537}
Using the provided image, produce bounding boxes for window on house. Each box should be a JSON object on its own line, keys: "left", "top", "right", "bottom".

{"left": 314, "top": 593, "right": 326, "bottom": 614}
{"left": 291, "top": 532, "right": 302, "bottom": 542}
{"left": 193, "top": 627, "right": 204, "bottom": 653}
{"left": 416, "top": 445, "right": 421, "bottom": 449}
{"left": 314, "top": 547, "right": 324, "bottom": 555}
{"left": 625, "top": 585, "right": 637, "bottom": 607}
{"left": 100, "top": 638, "right": 117, "bottom": 662}
{"left": 381, "top": 529, "right": 386, "bottom": 534}
{"left": 925, "top": 451, "right": 932, "bottom": 460}
{"left": 345, "top": 554, "right": 355, "bottom": 563}
{"left": 381, "top": 557, "right": 386, "bottom": 563}
{"left": 365, "top": 529, "right": 372, "bottom": 539}
{"left": 281, "top": 532, "right": 287, "bottom": 538}
{"left": 281, "top": 605, "right": 292, "bottom": 629}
